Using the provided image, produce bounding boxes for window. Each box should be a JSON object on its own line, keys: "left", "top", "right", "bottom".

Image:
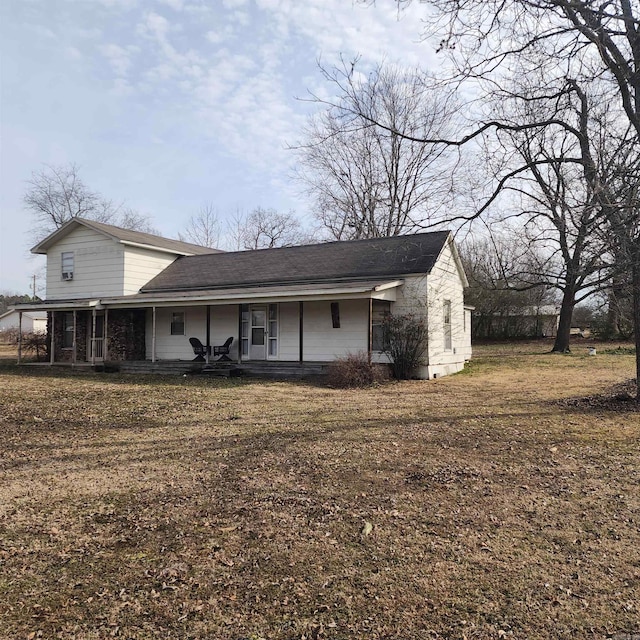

{"left": 331, "top": 302, "right": 340, "bottom": 328}
{"left": 372, "top": 300, "right": 391, "bottom": 351}
{"left": 170, "top": 311, "right": 185, "bottom": 335}
{"left": 268, "top": 303, "right": 278, "bottom": 356}
{"left": 61, "top": 252, "right": 74, "bottom": 280}
{"left": 443, "top": 300, "right": 452, "bottom": 351}
{"left": 62, "top": 312, "right": 74, "bottom": 349}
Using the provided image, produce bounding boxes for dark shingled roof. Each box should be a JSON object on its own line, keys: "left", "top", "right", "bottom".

{"left": 141, "top": 231, "right": 451, "bottom": 292}
{"left": 32, "top": 217, "right": 218, "bottom": 256}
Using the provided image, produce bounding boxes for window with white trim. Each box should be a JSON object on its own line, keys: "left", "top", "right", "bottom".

{"left": 170, "top": 311, "right": 185, "bottom": 335}
{"left": 372, "top": 300, "right": 391, "bottom": 351}
{"left": 61, "top": 252, "right": 74, "bottom": 281}
{"left": 443, "top": 300, "right": 452, "bottom": 351}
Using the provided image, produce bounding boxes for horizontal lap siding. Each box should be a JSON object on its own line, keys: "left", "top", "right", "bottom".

{"left": 123, "top": 248, "right": 178, "bottom": 295}
{"left": 146, "top": 305, "right": 239, "bottom": 361}
{"left": 46, "top": 227, "right": 125, "bottom": 299}
{"left": 278, "top": 302, "right": 299, "bottom": 361}
{"left": 302, "top": 299, "right": 368, "bottom": 361}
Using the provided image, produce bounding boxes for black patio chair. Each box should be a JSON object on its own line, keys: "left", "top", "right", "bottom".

{"left": 189, "top": 337, "right": 208, "bottom": 362}
{"left": 213, "top": 336, "right": 233, "bottom": 361}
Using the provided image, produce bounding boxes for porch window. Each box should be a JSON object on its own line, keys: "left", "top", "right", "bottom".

{"left": 62, "top": 312, "right": 74, "bottom": 349}
{"left": 61, "top": 252, "right": 74, "bottom": 281}
{"left": 170, "top": 311, "right": 185, "bottom": 335}
{"left": 372, "top": 300, "right": 391, "bottom": 351}
{"left": 443, "top": 300, "right": 452, "bottom": 351}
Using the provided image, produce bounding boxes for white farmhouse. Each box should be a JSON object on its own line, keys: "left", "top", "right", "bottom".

{"left": 15, "top": 218, "right": 472, "bottom": 378}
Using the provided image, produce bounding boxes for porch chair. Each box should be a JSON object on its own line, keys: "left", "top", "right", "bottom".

{"left": 189, "top": 337, "right": 208, "bottom": 362}
{"left": 213, "top": 336, "right": 233, "bottom": 361}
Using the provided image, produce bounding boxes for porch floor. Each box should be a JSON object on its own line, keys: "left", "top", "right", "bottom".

{"left": 110, "top": 359, "right": 329, "bottom": 378}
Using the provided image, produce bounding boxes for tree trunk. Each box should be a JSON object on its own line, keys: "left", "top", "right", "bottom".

{"left": 552, "top": 287, "right": 576, "bottom": 352}
{"left": 632, "top": 255, "right": 640, "bottom": 401}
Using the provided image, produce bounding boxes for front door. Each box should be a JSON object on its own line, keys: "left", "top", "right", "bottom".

{"left": 249, "top": 305, "right": 267, "bottom": 360}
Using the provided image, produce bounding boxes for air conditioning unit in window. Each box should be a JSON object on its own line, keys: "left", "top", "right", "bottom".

{"left": 62, "top": 272, "right": 74, "bottom": 281}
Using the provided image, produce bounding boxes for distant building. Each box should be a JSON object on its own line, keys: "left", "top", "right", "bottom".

{"left": 0, "top": 309, "right": 47, "bottom": 335}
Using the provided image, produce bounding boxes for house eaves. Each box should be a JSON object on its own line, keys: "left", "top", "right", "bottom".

{"left": 13, "top": 280, "right": 404, "bottom": 311}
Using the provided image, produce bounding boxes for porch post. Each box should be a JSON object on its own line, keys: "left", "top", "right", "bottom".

{"left": 91, "top": 308, "right": 96, "bottom": 365}
{"left": 104, "top": 308, "right": 109, "bottom": 362}
{"left": 17, "top": 311, "right": 23, "bottom": 364}
{"left": 367, "top": 298, "right": 373, "bottom": 361}
{"left": 237, "top": 304, "right": 242, "bottom": 364}
{"left": 72, "top": 310, "right": 77, "bottom": 364}
{"left": 50, "top": 312, "right": 55, "bottom": 364}
{"left": 152, "top": 306, "right": 157, "bottom": 363}
{"left": 299, "top": 301, "right": 304, "bottom": 362}
{"left": 206, "top": 305, "right": 211, "bottom": 365}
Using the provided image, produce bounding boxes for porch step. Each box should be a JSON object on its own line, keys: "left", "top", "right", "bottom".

{"left": 237, "top": 362, "right": 328, "bottom": 378}
{"left": 110, "top": 361, "right": 201, "bottom": 375}
{"left": 107, "top": 360, "right": 328, "bottom": 378}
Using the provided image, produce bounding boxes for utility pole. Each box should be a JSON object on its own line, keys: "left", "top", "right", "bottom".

{"left": 32, "top": 274, "right": 37, "bottom": 298}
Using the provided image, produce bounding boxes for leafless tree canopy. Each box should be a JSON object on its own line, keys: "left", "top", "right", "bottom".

{"left": 296, "top": 63, "right": 460, "bottom": 239}
{"left": 178, "top": 203, "right": 222, "bottom": 249}
{"left": 226, "top": 207, "right": 315, "bottom": 251}
{"left": 24, "top": 163, "right": 157, "bottom": 240}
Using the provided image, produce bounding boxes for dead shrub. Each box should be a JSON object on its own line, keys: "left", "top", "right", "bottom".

{"left": 326, "top": 351, "right": 390, "bottom": 388}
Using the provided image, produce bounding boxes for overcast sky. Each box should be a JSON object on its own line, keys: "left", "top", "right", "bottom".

{"left": 0, "top": 0, "right": 439, "bottom": 294}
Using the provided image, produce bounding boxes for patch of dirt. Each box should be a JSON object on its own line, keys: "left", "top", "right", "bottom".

{"left": 561, "top": 379, "right": 639, "bottom": 412}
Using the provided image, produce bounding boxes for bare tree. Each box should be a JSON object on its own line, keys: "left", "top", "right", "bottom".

{"left": 228, "top": 207, "right": 314, "bottom": 250}
{"left": 354, "top": 0, "right": 640, "bottom": 396}
{"left": 179, "top": 203, "right": 221, "bottom": 249}
{"left": 24, "top": 163, "right": 156, "bottom": 239}
{"left": 296, "top": 62, "right": 458, "bottom": 239}
{"left": 461, "top": 231, "right": 558, "bottom": 339}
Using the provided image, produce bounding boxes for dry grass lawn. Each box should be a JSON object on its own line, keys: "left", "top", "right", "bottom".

{"left": 0, "top": 340, "right": 638, "bottom": 639}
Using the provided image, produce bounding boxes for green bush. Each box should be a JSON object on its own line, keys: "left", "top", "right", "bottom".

{"left": 326, "top": 351, "right": 390, "bottom": 388}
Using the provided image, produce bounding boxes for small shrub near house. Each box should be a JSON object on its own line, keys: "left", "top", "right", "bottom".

{"left": 382, "top": 313, "right": 428, "bottom": 379}
{"left": 21, "top": 331, "right": 48, "bottom": 361}
{"left": 326, "top": 351, "right": 390, "bottom": 388}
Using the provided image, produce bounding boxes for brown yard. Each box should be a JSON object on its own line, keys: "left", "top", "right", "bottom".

{"left": 0, "top": 341, "right": 638, "bottom": 639}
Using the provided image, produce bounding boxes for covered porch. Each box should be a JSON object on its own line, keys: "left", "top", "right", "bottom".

{"left": 13, "top": 279, "right": 403, "bottom": 372}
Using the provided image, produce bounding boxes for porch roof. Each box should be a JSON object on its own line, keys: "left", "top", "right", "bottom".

{"left": 13, "top": 279, "right": 404, "bottom": 311}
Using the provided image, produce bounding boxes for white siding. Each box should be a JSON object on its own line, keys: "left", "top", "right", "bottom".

{"left": 278, "top": 302, "right": 300, "bottom": 361}
{"left": 45, "top": 226, "right": 181, "bottom": 300}
{"left": 146, "top": 305, "right": 240, "bottom": 361}
{"left": 302, "top": 299, "right": 368, "bottom": 361}
{"left": 123, "top": 247, "right": 178, "bottom": 295}
{"left": 423, "top": 241, "right": 468, "bottom": 378}
{"left": 45, "top": 226, "right": 125, "bottom": 299}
